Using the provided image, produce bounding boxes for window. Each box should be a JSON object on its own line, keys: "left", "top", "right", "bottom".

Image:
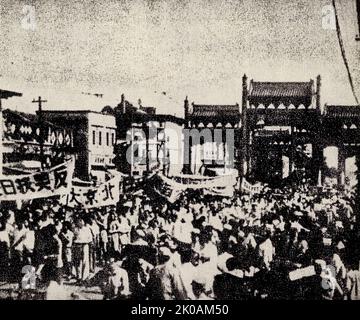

{"left": 92, "top": 130, "right": 96, "bottom": 145}
{"left": 106, "top": 132, "right": 110, "bottom": 146}
{"left": 99, "top": 131, "right": 102, "bottom": 146}
{"left": 134, "top": 147, "right": 139, "bottom": 158}
{"left": 112, "top": 133, "right": 115, "bottom": 146}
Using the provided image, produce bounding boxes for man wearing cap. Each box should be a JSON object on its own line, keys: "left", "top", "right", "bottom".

{"left": 145, "top": 246, "right": 187, "bottom": 300}
{"left": 192, "top": 274, "right": 213, "bottom": 300}
{"left": 103, "top": 259, "right": 130, "bottom": 300}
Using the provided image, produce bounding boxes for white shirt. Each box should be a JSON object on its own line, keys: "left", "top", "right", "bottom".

{"left": 23, "top": 230, "right": 35, "bottom": 251}
{"left": 172, "top": 221, "right": 193, "bottom": 244}
{"left": 13, "top": 227, "right": 28, "bottom": 252}
{"left": 74, "top": 226, "right": 93, "bottom": 244}
{"left": 0, "top": 230, "right": 10, "bottom": 246}
{"left": 259, "top": 238, "right": 275, "bottom": 268}
{"left": 46, "top": 281, "right": 70, "bottom": 300}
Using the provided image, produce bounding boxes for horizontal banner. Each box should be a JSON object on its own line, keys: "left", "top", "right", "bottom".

{"left": 154, "top": 172, "right": 238, "bottom": 203}
{"left": 203, "top": 185, "right": 235, "bottom": 198}
{"left": 0, "top": 159, "right": 74, "bottom": 201}
{"left": 153, "top": 175, "right": 183, "bottom": 203}
{"left": 60, "top": 172, "right": 121, "bottom": 209}
{"left": 162, "top": 173, "right": 238, "bottom": 190}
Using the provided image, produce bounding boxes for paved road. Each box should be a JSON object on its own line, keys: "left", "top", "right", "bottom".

{"left": 0, "top": 280, "right": 104, "bottom": 300}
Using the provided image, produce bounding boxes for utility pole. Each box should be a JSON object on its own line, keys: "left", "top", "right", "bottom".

{"left": 32, "top": 96, "right": 47, "bottom": 169}
{"left": 144, "top": 122, "right": 150, "bottom": 175}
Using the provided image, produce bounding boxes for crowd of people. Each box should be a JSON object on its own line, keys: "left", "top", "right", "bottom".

{"left": 0, "top": 183, "right": 360, "bottom": 300}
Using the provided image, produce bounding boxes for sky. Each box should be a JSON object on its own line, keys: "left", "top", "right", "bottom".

{"left": 0, "top": 0, "right": 359, "bottom": 116}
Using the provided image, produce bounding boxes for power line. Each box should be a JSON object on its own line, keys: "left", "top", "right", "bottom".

{"left": 332, "top": 0, "right": 360, "bottom": 105}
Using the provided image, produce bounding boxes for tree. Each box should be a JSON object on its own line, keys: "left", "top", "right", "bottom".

{"left": 101, "top": 105, "right": 114, "bottom": 115}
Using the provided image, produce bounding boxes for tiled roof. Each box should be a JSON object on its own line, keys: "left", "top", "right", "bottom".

{"left": 190, "top": 104, "right": 240, "bottom": 118}
{"left": 0, "top": 89, "right": 22, "bottom": 99}
{"left": 249, "top": 82, "right": 313, "bottom": 98}
{"left": 140, "top": 106, "right": 156, "bottom": 115}
{"left": 3, "top": 109, "right": 65, "bottom": 129}
{"left": 325, "top": 105, "right": 360, "bottom": 117}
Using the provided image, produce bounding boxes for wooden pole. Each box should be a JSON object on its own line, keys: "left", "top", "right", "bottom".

{"left": 32, "top": 96, "right": 47, "bottom": 168}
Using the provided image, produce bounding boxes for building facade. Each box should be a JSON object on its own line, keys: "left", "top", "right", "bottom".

{"left": 104, "top": 94, "right": 185, "bottom": 177}
{"left": 183, "top": 74, "right": 360, "bottom": 187}
{"left": 183, "top": 97, "right": 241, "bottom": 176}
{"left": 2, "top": 109, "right": 73, "bottom": 174}
{"left": 42, "top": 111, "right": 116, "bottom": 182}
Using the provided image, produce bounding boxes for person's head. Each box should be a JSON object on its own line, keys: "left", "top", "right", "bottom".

{"left": 54, "top": 220, "right": 63, "bottom": 234}
{"left": 135, "top": 227, "right": 146, "bottom": 240}
{"left": 299, "top": 240, "right": 309, "bottom": 252}
{"left": 16, "top": 220, "right": 25, "bottom": 230}
{"left": 148, "top": 219, "right": 158, "bottom": 229}
{"left": 192, "top": 276, "right": 207, "bottom": 298}
{"left": 226, "top": 257, "right": 239, "bottom": 272}
{"left": 314, "top": 259, "right": 326, "bottom": 276}
{"left": 48, "top": 224, "right": 58, "bottom": 238}
{"left": 75, "top": 218, "right": 85, "bottom": 228}
{"left": 190, "top": 251, "right": 200, "bottom": 267}
{"left": 110, "top": 212, "right": 117, "bottom": 221}
{"left": 62, "top": 221, "right": 71, "bottom": 232}
{"left": 23, "top": 219, "right": 30, "bottom": 228}
{"left": 158, "top": 246, "right": 172, "bottom": 264}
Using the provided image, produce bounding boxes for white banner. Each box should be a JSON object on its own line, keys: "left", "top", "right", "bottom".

{"left": 203, "top": 185, "right": 235, "bottom": 198}
{"left": 60, "top": 173, "right": 121, "bottom": 209}
{"left": 163, "top": 173, "right": 237, "bottom": 190}
{"left": 154, "top": 172, "right": 238, "bottom": 202}
{"left": 241, "top": 178, "right": 262, "bottom": 194}
{"left": 0, "top": 159, "right": 74, "bottom": 201}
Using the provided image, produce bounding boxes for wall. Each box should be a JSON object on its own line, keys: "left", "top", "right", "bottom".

{"left": 87, "top": 112, "right": 116, "bottom": 182}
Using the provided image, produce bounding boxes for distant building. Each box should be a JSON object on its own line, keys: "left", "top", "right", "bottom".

{"left": 183, "top": 97, "right": 241, "bottom": 176}
{"left": 103, "top": 94, "right": 185, "bottom": 177}
{"left": 182, "top": 73, "right": 360, "bottom": 187}
{"left": 2, "top": 109, "right": 73, "bottom": 173}
{"left": 42, "top": 110, "right": 116, "bottom": 182}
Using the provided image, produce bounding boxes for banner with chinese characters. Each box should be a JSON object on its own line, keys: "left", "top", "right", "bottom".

{"left": 153, "top": 172, "right": 238, "bottom": 203}
{"left": 60, "top": 173, "right": 121, "bottom": 208}
{"left": 153, "top": 174, "right": 183, "bottom": 203}
{"left": 0, "top": 158, "right": 74, "bottom": 201}
{"left": 203, "top": 185, "right": 235, "bottom": 198}
{"left": 241, "top": 178, "right": 262, "bottom": 194}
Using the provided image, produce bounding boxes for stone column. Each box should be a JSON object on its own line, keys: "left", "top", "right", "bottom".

{"left": 337, "top": 146, "right": 346, "bottom": 186}
{"left": 182, "top": 124, "right": 192, "bottom": 174}
{"left": 312, "top": 142, "right": 324, "bottom": 186}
